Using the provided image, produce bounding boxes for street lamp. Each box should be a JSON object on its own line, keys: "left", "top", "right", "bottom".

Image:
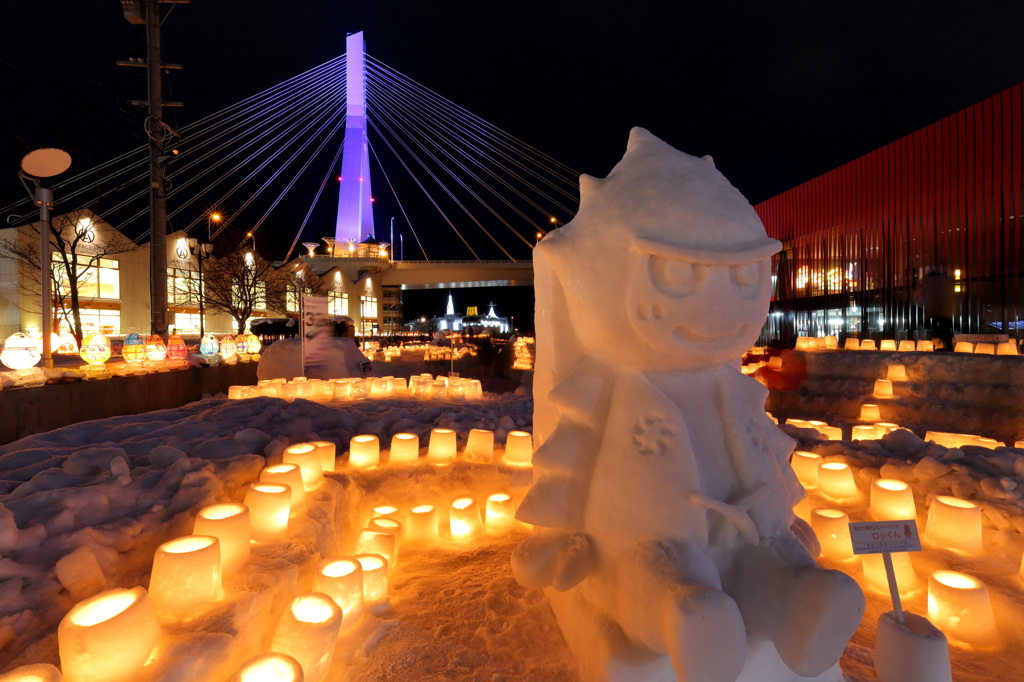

{"left": 208, "top": 212, "right": 221, "bottom": 240}
{"left": 186, "top": 238, "right": 213, "bottom": 336}
{"left": 18, "top": 148, "right": 73, "bottom": 369}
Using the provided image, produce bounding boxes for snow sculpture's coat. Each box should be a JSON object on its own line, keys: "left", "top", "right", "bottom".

{"left": 513, "top": 129, "right": 864, "bottom": 682}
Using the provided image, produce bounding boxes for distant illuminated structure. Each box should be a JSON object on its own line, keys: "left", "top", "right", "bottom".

{"left": 335, "top": 31, "right": 374, "bottom": 244}
{"left": 428, "top": 293, "right": 509, "bottom": 334}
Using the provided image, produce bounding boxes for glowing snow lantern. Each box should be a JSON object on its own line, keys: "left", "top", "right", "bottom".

{"left": 372, "top": 505, "right": 400, "bottom": 520}
{"left": 199, "top": 333, "right": 219, "bottom": 356}
{"left": 464, "top": 429, "right": 495, "bottom": 463}
{"left": 431, "top": 379, "right": 448, "bottom": 399}
{"left": 851, "top": 425, "right": 878, "bottom": 441}
{"left": 875, "top": 422, "right": 900, "bottom": 435}
{"left": 870, "top": 479, "right": 916, "bottom": 521}
{"left": 927, "top": 571, "right": 998, "bottom": 648}
{"left": 997, "top": 341, "right": 1018, "bottom": 356}
{"left": 333, "top": 380, "right": 353, "bottom": 400}
{"left": 122, "top": 333, "right": 145, "bottom": 363}
{"left": 860, "top": 339, "right": 877, "bottom": 350}
{"left": 844, "top": 338, "right": 861, "bottom": 350}
{"left": 233, "top": 653, "right": 304, "bottom": 682}
{"left": 260, "top": 464, "right": 306, "bottom": 514}
{"left": 810, "top": 509, "right": 854, "bottom": 562}
{"left": 166, "top": 334, "right": 187, "bottom": 362}
{"left": 860, "top": 404, "right": 881, "bottom": 421}
{"left": 974, "top": 343, "right": 995, "bottom": 355}
{"left": 485, "top": 493, "right": 515, "bottom": 531}
{"left": 271, "top": 593, "right": 342, "bottom": 682}
{"left": 873, "top": 379, "right": 894, "bottom": 398}
{"left": 878, "top": 339, "right": 896, "bottom": 351}
{"left": 450, "top": 496, "right": 483, "bottom": 539}
{"left": 220, "top": 334, "right": 237, "bottom": 358}
{"left": 790, "top": 451, "right": 823, "bottom": 489}
{"left": 954, "top": 341, "right": 973, "bottom": 353}
{"left": 369, "top": 518, "right": 404, "bottom": 556}
{"left": 244, "top": 333, "right": 262, "bottom": 355}
{"left": 973, "top": 437, "right": 1000, "bottom": 449}
{"left": 283, "top": 443, "right": 323, "bottom": 490}
{"left": 313, "top": 558, "right": 364, "bottom": 631}
{"left": 193, "top": 503, "right": 250, "bottom": 577}
{"left": 0, "top": 663, "right": 63, "bottom": 681}
{"left": 388, "top": 433, "right": 420, "bottom": 465}
{"left": 144, "top": 334, "right": 167, "bottom": 362}
{"left": 918, "top": 340, "right": 935, "bottom": 351}
{"left": 311, "top": 440, "right": 336, "bottom": 473}
{"left": 368, "top": 378, "right": 387, "bottom": 398}
{"left": 898, "top": 340, "right": 916, "bottom": 351}
{"left": 148, "top": 535, "right": 221, "bottom": 621}
{"left": 924, "top": 496, "right": 982, "bottom": 555}
{"left": 58, "top": 587, "right": 162, "bottom": 682}
{"left": 79, "top": 332, "right": 111, "bottom": 365}
{"left": 0, "top": 332, "right": 41, "bottom": 369}
{"left": 426, "top": 428, "right": 457, "bottom": 465}
{"left": 355, "top": 554, "right": 389, "bottom": 614}
{"left": 348, "top": 435, "right": 380, "bottom": 469}
{"left": 864, "top": 552, "right": 919, "bottom": 597}
{"left": 817, "top": 462, "right": 859, "bottom": 503}
{"left": 244, "top": 483, "right": 291, "bottom": 542}
{"left": 886, "top": 364, "right": 908, "bottom": 382}
{"left": 924, "top": 431, "right": 958, "bottom": 448}
{"left": 824, "top": 335, "right": 838, "bottom": 349}
{"left": 503, "top": 431, "right": 534, "bottom": 466}
{"left": 355, "top": 528, "right": 397, "bottom": 568}
{"left": 406, "top": 504, "right": 439, "bottom": 542}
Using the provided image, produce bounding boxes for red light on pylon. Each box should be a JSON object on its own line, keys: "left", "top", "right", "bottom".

{"left": 370, "top": 197, "right": 375, "bottom": 202}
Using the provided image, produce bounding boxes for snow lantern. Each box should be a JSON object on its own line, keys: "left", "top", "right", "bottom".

{"left": 954, "top": 341, "right": 973, "bottom": 353}
{"left": 809, "top": 509, "right": 854, "bottom": 562}
{"left": 271, "top": 593, "right": 342, "bottom": 682}
{"left": 58, "top": 587, "right": 162, "bottom": 682}
{"left": 448, "top": 381, "right": 465, "bottom": 400}
{"left": 790, "top": 451, "right": 823, "bottom": 489}
{"left": 193, "top": 504, "right": 250, "bottom": 577}
{"left": 859, "top": 404, "right": 882, "bottom": 421}
{"left": 0, "top": 332, "right": 41, "bottom": 370}
{"left": 485, "top": 493, "right": 515, "bottom": 531}
{"left": 873, "top": 379, "right": 894, "bottom": 398}
{"left": 166, "top": 334, "right": 187, "bottom": 362}
{"left": 148, "top": 535, "right": 221, "bottom": 621}
{"left": 406, "top": 504, "right": 439, "bottom": 542}
{"left": 924, "top": 431, "right": 958, "bottom": 448}
{"left": 79, "top": 332, "right": 112, "bottom": 365}
{"left": 57, "top": 331, "right": 79, "bottom": 354}
{"left": 388, "top": 433, "right": 419, "bottom": 465}
{"left": 283, "top": 443, "right": 323, "bottom": 490}
{"left": 973, "top": 437, "right": 1000, "bottom": 449}
{"left": 851, "top": 425, "right": 878, "bottom": 441}
{"left": 348, "top": 435, "right": 380, "bottom": 469}
{"left": 927, "top": 571, "right": 998, "bottom": 648}
{"left": 924, "top": 496, "right": 982, "bottom": 555}
{"left": 431, "top": 379, "right": 448, "bottom": 399}
{"left": 880, "top": 339, "right": 897, "bottom": 351}
{"left": 260, "top": 464, "right": 306, "bottom": 514}
{"left": 974, "top": 343, "right": 995, "bottom": 355}
{"left": 997, "top": 341, "right": 1018, "bottom": 356}
{"left": 868, "top": 477, "right": 917, "bottom": 520}
{"left": 244, "top": 483, "right": 291, "bottom": 542}
{"left": 220, "top": 334, "right": 237, "bottom": 358}
{"left": 817, "top": 462, "right": 859, "bottom": 503}
{"left": 144, "top": 334, "right": 167, "bottom": 362}
{"left": 333, "top": 379, "right": 353, "bottom": 400}
{"left": 503, "top": 431, "right": 534, "bottom": 466}
{"left": 313, "top": 558, "right": 364, "bottom": 631}
{"left": 887, "top": 364, "right": 908, "bottom": 381}
{"left": 860, "top": 339, "right": 877, "bottom": 350}
{"left": 449, "top": 496, "right": 483, "bottom": 539}
{"left": 232, "top": 653, "right": 303, "bottom": 682}
{"left": 280, "top": 383, "right": 298, "bottom": 401}
{"left": 355, "top": 528, "right": 397, "bottom": 568}
{"left": 875, "top": 422, "right": 900, "bottom": 435}
{"left": 0, "top": 664, "right": 63, "bottom": 681}
{"left": 311, "top": 440, "right": 336, "bottom": 473}
{"left": 354, "top": 554, "right": 390, "bottom": 614}
{"left": 295, "top": 380, "right": 315, "bottom": 399}
{"left": 244, "top": 332, "right": 261, "bottom": 355}
{"left": 464, "top": 429, "right": 494, "bottom": 463}
{"left": 368, "top": 518, "right": 404, "bottom": 555}
{"left": 199, "top": 333, "right": 219, "bottom": 356}
{"left": 425, "top": 428, "right": 457, "bottom": 465}
{"left": 844, "top": 338, "right": 861, "bottom": 350}
{"left": 898, "top": 340, "right": 916, "bottom": 351}
{"left": 372, "top": 505, "right": 399, "bottom": 520}
{"left": 863, "top": 552, "right": 919, "bottom": 597}
{"left": 122, "top": 333, "right": 145, "bottom": 363}
{"left": 918, "top": 340, "right": 935, "bottom": 351}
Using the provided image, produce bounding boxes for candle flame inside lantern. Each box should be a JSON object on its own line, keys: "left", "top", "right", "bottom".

{"left": 71, "top": 590, "right": 137, "bottom": 626}
{"left": 349, "top": 435, "right": 380, "bottom": 469}
{"left": 817, "top": 462, "right": 859, "bottom": 503}
{"left": 373, "top": 505, "right": 399, "bottom": 519}
{"left": 927, "top": 570, "right": 999, "bottom": 649}
{"left": 236, "top": 653, "right": 304, "bottom": 682}
{"left": 924, "top": 496, "right": 982, "bottom": 555}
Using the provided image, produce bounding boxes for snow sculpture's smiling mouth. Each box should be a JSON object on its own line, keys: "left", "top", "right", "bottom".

{"left": 673, "top": 322, "right": 750, "bottom": 346}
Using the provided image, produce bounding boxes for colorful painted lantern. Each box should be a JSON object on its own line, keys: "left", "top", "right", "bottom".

{"left": 199, "top": 333, "right": 219, "bottom": 356}
{"left": 57, "top": 332, "right": 79, "bottom": 354}
{"left": 0, "top": 332, "right": 41, "bottom": 370}
{"left": 235, "top": 334, "right": 248, "bottom": 354}
{"left": 245, "top": 333, "right": 262, "bottom": 354}
{"left": 220, "top": 334, "right": 237, "bottom": 357}
{"left": 122, "top": 333, "right": 146, "bottom": 363}
{"left": 79, "top": 333, "right": 112, "bottom": 365}
{"left": 166, "top": 334, "right": 188, "bottom": 362}
{"left": 145, "top": 334, "right": 167, "bottom": 362}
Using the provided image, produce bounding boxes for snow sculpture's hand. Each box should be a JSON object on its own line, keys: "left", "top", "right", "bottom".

{"left": 789, "top": 517, "right": 820, "bottom": 558}
{"left": 511, "top": 529, "right": 595, "bottom": 592}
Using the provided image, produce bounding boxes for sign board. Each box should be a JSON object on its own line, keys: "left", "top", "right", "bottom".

{"left": 301, "top": 294, "right": 330, "bottom": 377}
{"left": 954, "top": 333, "right": 1009, "bottom": 344}
{"left": 848, "top": 520, "right": 922, "bottom": 555}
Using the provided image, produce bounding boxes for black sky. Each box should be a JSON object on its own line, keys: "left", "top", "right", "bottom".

{"left": 3, "top": 2, "right": 1023, "bottom": 329}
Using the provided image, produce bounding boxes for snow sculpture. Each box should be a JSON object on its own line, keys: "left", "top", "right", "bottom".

{"left": 512, "top": 128, "right": 864, "bottom": 682}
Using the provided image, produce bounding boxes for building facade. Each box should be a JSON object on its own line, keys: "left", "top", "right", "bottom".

{"left": 755, "top": 83, "right": 1024, "bottom": 344}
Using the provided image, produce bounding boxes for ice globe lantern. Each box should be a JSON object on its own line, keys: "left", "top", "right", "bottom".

{"left": 199, "top": 333, "right": 219, "bottom": 356}
{"left": 56, "top": 331, "right": 79, "bottom": 354}
{"left": 220, "top": 334, "right": 237, "bottom": 358}
{"left": 245, "top": 332, "right": 261, "bottom": 354}
{"left": 122, "top": 333, "right": 146, "bottom": 363}
{"left": 166, "top": 334, "right": 187, "bottom": 362}
{"left": 235, "top": 334, "right": 248, "bottom": 354}
{"left": 0, "top": 332, "right": 41, "bottom": 370}
{"left": 79, "top": 333, "right": 112, "bottom": 365}
{"left": 145, "top": 334, "right": 167, "bottom": 361}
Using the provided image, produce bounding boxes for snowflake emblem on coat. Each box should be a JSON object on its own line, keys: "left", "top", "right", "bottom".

{"left": 632, "top": 413, "right": 676, "bottom": 455}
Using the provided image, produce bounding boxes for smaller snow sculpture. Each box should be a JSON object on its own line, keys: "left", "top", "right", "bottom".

{"left": 512, "top": 128, "right": 864, "bottom": 682}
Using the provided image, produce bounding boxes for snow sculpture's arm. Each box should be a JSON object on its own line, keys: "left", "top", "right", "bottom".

{"left": 511, "top": 528, "right": 595, "bottom": 591}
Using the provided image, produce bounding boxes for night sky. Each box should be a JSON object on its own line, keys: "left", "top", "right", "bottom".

{"left": 3, "top": 2, "right": 1024, "bottom": 330}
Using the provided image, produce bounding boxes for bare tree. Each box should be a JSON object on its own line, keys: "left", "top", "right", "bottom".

{"left": 0, "top": 208, "right": 137, "bottom": 342}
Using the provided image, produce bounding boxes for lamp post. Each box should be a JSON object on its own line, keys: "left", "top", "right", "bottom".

{"left": 208, "top": 212, "right": 221, "bottom": 241}
{"left": 186, "top": 238, "right": 213, "bottom": 336}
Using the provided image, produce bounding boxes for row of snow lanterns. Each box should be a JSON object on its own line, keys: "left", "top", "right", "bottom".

{"left": 49, "top": 432, "right": 534, "bottom": 682}
{"left": 229, "top": 374, "right": 485, "bottom": 402}
{"left": 792, "top": 452, "right": 1005, "bottom": 649}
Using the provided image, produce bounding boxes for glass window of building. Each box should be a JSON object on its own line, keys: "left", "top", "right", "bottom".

{"left": 172, "top": 312, "right": 204, "bottom": 334}
{"left": 168, "top": 268, "right": 202, "bottom": 305}
{"left": 59, "top": 309, "right": 121, "bottom": 335}
{"left": 360, "top": 296, "right": 378, "bottom": 319}
{"left": 329, "top": 291, "right": 349, "bottom": 316}
{"left": 286, "top": 286, "right": 299, "bottom": 313}
{"left": 54, "top": 255, "right": 120, "bottom": 299}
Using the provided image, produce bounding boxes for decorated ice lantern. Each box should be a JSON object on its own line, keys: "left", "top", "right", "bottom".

{"left": 79, "top": 332, "right": 112, "bottom": 365}
{"left": 58, "top": 587, "right": 162, "bottom": 682}
{"left": 200, "top": 333, "right": 220, "bottom": 356}
{"left": 166, "top": 334, "right": 187, "bottom": 362}
{"left": 144, "top": 334, "right": 167, "bottom": 362}
{"left": 220, "top": 334, "right": 237, "bottom": 358}
{"left": 122, "top": 333, "right": 146, "bottom": 363}
{"left": 0, "top": 332, "right": 41, "bottom": 370}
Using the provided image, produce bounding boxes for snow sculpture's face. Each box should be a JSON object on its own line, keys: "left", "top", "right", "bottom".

{"left": 626, "top": 253, "right": 771, "bottom": 364}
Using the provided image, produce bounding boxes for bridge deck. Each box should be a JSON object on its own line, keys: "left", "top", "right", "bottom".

{"left": 382, "top": 260, "right": 534, "bottom": 289}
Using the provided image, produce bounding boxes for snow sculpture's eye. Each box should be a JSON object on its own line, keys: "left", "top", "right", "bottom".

{"left": 649, "top": 256, "right": 705, "bottom": 298}
{"left": 729, "top": 261, "right": 764, "bottom": 298}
